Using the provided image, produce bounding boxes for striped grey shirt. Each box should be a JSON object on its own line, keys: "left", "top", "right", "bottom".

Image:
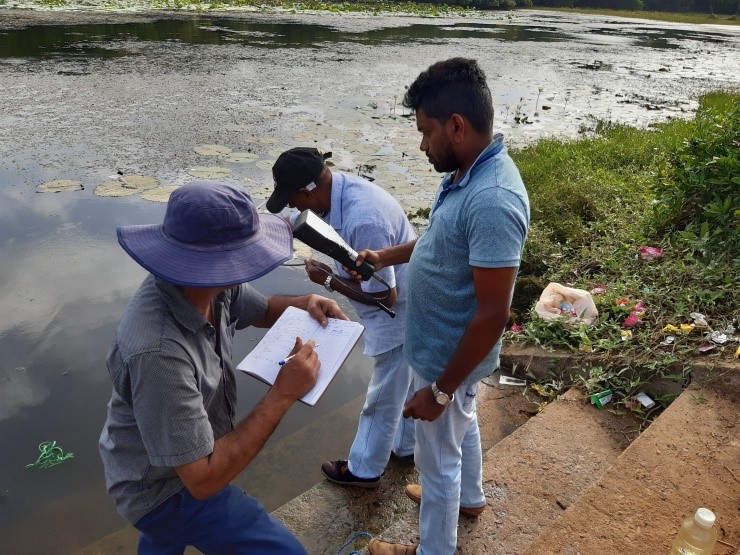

{"left": 98, "top": 275, "right": 267, "bottom": 524}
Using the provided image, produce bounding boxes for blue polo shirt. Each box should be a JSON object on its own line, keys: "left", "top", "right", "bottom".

{"left": 404, "top": 134, "right": 530, "bottom": 384}
{"left": 325, "top": 172, "right": 416, "bottom": 357}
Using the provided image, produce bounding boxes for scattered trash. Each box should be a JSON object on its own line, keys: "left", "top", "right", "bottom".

{"left": 590, "top": 390, "right": 613, "bottom": 409}
{"left": 590, "top": 285, "right": 607, "bottom": 295}
{"left": 499, "top": 375, "right": 527, "bottom": 387}
{"left": 634, "top": 392, "right": 656, "bottom": 409}
{"left": 707, "top": 331, "right": 728, "bottom": 345}
{"left": 662, "top": 324, "right": 695, "bottom": 334}
{"left": 638, "top": 246, "right": 663, "bottom": 261}
{"left": 735, "top": 346, "right": 740, "bottom": 359}
{"left": 615, "top": 297, "right": 631, "bottom": 307}
{"left": 26, "top": 441, "right": 74, "bottom": 469}
{"left": 621, "top": 330, "right": 632, "bottom": 341}
{"left": 535, "top": 282, "right": 598, "bottom": 326}
{"left": 689, "top": 312, "right": 709, "bottom": 328}
{"left": 623, "top": 300, "right": 646, "bottom": 327}
{"left": 697, "top": 344, "right": 716, "bottom": 354}
{"left": 659, "top": 335, "right": 676, "bottom": 346}
{"left": 509, "top": 322, "right": 522, "bottom": 334}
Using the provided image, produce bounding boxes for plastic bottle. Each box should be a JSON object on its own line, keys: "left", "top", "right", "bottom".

{"left": 669, "top": 508, "right": 717, "bottom": 555}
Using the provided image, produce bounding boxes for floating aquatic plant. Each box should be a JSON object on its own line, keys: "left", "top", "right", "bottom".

{"left": 224, "top": 124, "right": 251, "bottom": 132}
{"left": 37, "top": 180, "right": 83, "bottom": 193}
{"left": 194, "top": 144, "right": 233, "bottom": 156}
{"left": 187, "top": 166, "right": 232, "bottom": 179}
{"left": 94, "top": 175, "right": 159, "bottom": 197}
{"left": 225, "top": 152, "right": 260, "bottom": 163}
{"left": 141, "top": 185, "right": 180, "bottom": 203}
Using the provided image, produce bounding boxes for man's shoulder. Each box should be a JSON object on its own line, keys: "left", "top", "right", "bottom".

{"left": 114, "top": 282, "right": 178, "bottom": 360}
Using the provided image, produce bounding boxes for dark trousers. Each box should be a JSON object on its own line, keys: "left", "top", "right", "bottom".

{"left": 134, "top": 485, "right": 307, "bottom": 555}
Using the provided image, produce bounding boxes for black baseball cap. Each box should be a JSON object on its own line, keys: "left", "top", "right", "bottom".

{"left": 266, "top": 147, "right": 332, "bottom": 213}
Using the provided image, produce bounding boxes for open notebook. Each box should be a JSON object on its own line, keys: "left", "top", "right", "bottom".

{"left": 237, "top": 306, "right": 364, "bottom": 406}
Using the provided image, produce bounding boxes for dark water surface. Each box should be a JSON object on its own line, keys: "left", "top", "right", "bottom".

{"left": 0, "top": 8, "right": 738, "bottom": 554}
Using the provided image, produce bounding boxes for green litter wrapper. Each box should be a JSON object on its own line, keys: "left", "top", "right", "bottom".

{"left": 590, "top": 390, "right": 613, "bottom": 409}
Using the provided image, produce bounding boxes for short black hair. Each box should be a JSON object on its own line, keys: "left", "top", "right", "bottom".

{"left": 403, "top": 57, "right": 493, "bottom": 134}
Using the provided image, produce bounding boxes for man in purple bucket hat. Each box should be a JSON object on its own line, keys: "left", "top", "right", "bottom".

{"left": 99, "top": 181, "right": 346, "bottom": 554}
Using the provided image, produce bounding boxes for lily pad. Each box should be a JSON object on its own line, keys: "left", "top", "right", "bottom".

{"left": 187, "top": 166, "right": 232, "bottom": 179}
{"left": 141, "top": 185, "right": 179, "bottom": 203}
{"left": 94, "top": 180, "right": 138, "bottom": 197}
{"left": 93, "top": 175, "right": 158, "bottom": 197}
{"left": 194, "top": 144, "right": 233, "bottom": 156}
{"left": 268, "top": 148, "right": 290, "bottom": 158}
{"left": 37, "top": 180, "right": 83, "bottom": 193}
{"left": 224, "top": 124, "right": 251, "bottom": 132}
{"left": 119, "top": 174, "right": 159, "bottom": 191}
{"left": 293, "top": 242, "right": 313, "bottom": 259}
{"left": 224, "top": 152, "right": 259, "bottom": 163}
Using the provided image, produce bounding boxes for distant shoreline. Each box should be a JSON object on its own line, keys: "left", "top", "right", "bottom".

{"left": 2, "top": 1, "right": 738, "bottom": 27}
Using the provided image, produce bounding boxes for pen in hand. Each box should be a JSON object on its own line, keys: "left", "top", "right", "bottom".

{"left": 278, "top": 344, "right": 319, "bottom": 366}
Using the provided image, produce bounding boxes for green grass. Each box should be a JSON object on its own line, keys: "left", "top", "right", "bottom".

{"left": 505, "top": 90, "right": 739, "bottom": 422}
{"left": 532, "top": 6, "right": 740, "bottom": 25}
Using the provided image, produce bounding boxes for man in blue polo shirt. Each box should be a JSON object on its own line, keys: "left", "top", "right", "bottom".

{"left": 266, "top": 147, "right": 417, "bottom": 488}
{"left": 354, "top": 58, "right": 530, "bottom": 555}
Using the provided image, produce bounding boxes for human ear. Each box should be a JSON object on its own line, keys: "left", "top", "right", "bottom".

{"left": 449, "top": 114, "right": 466, "bottom": 144}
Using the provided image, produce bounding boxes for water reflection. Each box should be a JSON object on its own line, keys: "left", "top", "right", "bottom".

{"left": 1, "top": 9, "right": 738, "bottom": 554}
{"left": 0, "top": 178, "right": 371, "bottom": 553}
{"left": 2, "top": 16, "right": 734, "bottom": 61}
{"left": 0, "top": 18, "right": 577, "bottom": 59}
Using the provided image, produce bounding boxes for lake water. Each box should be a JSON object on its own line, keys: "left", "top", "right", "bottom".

{"left": 0, "top": 8, "right": 737, "bottom": 554}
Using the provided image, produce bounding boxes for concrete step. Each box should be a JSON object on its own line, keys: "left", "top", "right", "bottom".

{"left": 271, "top": 379, "right": 538, "bottom": 555}
{"left": 522, "top": 375, "right": 740, "bottom": 555}
{"left": 372, "top": 388, "right": 639, "bottom": 554}
{"left": 76, "top": 378, "right": 536, "bottom": 554}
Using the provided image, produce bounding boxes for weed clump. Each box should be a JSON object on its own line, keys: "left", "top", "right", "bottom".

{"left": 507, "top": 90, "right": 739, "bottom": 423}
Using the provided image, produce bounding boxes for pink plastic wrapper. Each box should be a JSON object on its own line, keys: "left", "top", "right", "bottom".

{"left": 638, "top": 246, "right": 663, "bottom": 261}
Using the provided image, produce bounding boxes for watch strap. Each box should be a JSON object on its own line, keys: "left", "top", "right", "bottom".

{"left": 431, "top": 381, "right": 454, "bottom": 405}
{"left": 323, "top": 274, "right": 333, "bottom": 292}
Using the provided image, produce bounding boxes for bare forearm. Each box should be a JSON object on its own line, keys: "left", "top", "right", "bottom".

{"left": 180, "top": 387, "right": 294, "bottom": 499}
{"left": 377, "top": 239, "right": 416, "bottom": 269}
{"left": 435, "top": 310, "right": 509, "bottom": 395}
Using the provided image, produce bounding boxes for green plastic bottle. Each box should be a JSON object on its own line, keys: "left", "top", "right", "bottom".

{"left": 669, "top": 508, "right": 717, "bottom": 555}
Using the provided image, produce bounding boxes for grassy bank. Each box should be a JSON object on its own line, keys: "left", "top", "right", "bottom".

{"left": 532, "top": 6, "right": 740, "bottom": 25}
{"left": 507, "top": 90, "right": 739, "bottom": 418}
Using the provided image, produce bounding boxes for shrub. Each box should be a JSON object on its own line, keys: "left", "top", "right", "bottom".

{"left": 648, "top": 92, "right": 740, "bottom": 266}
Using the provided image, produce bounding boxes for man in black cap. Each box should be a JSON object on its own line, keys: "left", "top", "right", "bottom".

{"left": 99, "top": 180, "right": 346, "bottom": 554}
{"left": 266, "top": 147, "right": 417, "bottom": 489}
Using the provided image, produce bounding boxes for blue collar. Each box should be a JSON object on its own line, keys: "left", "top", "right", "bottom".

{"left": 433, "top": 133, "right": 504, "bottom": 213}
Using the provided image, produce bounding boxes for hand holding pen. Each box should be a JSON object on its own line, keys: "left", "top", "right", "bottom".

{"left": 279, "top": 343, "right": 319, "bottom": 366}
{"left": 272, "top": 338, "right": 321, "bottom": 402}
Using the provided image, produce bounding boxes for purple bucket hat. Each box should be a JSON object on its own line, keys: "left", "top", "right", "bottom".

{"left": 117, "top": 181, "right": 293, "bottom": 287}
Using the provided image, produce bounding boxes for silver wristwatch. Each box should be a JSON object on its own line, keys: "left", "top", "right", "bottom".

{"left": 323, "top": 274, "right": 333, "bottom": 292}
{"left": 431, "top": 381, "right": 454, "bottom": 406}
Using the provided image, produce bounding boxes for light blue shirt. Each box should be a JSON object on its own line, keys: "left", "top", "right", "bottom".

{"left": 404, "top": 134, "right": 530, "bottom": 384}
{"left": 325, "top": 172, "right": 416, "bottom": 357}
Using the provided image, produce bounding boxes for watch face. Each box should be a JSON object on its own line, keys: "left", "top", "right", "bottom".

{"left": 435, "top": 393, "right": 449, "bottom": 405}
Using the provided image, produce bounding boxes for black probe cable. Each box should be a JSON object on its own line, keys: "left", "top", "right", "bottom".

{"left": 286, "top": 260, "right": 395, "bottom": 318}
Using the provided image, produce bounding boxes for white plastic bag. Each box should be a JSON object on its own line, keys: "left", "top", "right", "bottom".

{"left": 534, "top": 282, "right": 598, "bottom": 326}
